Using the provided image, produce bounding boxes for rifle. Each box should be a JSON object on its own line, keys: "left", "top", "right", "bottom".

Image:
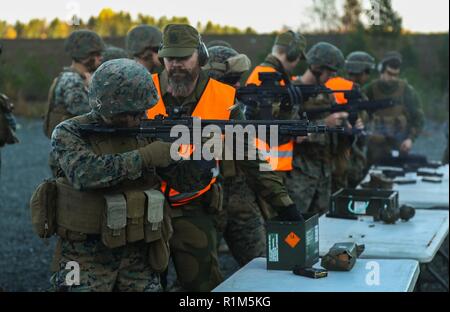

{"left": 237, "top": 72, "right": 396, "bottom": 129}
{"left": 79, "top": 115, "right": 345, "bottom": 143}
{"left": 237, "top": 72, "right": 354, "bottom": 120}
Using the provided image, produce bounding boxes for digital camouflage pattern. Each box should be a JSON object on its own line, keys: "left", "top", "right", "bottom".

{"left": 64, "top": 30, "right": 105, "bottom": 60}
{"left": 89, "top": 59, "right": 159, "bottom": 118}
{"left": 288, "top": 93, "right": 335, "bottom": 214}
{"left": 53, "top": 69, "right": 90, "bottom": 116}
{"left": 50, "top": 239, "right": 162, "bottom": 292}
{"left": 345, "top": 51, "right": 375, "bottom": 74}
{"left": 274, "top": 31, "right": 307, "bottom": 59}
{"left": 125, "top": 25, "right": 162, "bottom": 56}
{"left": 0, "top": 93, "right": 19, "bottom": 176}
{"left": 306, "top": 42, "right": 345, "bottom": 71}
{"left": 102, "top": 46, "right": 128, "bottom": 63}
{"left": 50, "top": 113, "right": 143, "bottom": 189}
{"left": 221, "top": 174, "right": 266, "bottom": 266}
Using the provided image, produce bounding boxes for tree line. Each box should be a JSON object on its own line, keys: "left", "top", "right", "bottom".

{"left": 0, "top": 0, "right": 406, "bottom": 39}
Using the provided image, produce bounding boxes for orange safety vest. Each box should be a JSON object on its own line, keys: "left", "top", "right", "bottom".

{"left": 246, "top": 65, "right": 294, "bottom": 171}
{"left": 147, "top": 74, "right": 234, "bottom": 206}
{"left": 325, "top": 77, "right": 354, "bottom": 105}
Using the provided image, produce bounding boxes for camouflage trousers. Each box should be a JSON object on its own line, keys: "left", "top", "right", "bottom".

{"left": 50, "top": 238, "right": 162, "bottom": 292}
{"left": 220, "top": 176, "right": 266, "bottom": 266}
{"left": 286, "top": 164, "right": 331, "bottom": 215}
{"left": 169, "top": 209, "right": 223, "bottom": 292}
{"left": 347, "top": 140, "right": 368, "bottom": 188}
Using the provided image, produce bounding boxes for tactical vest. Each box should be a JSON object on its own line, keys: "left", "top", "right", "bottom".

{"left": 246, "top": 65, "right": 294, "bottom": 171}
{"left": 370, "top": 79, "right": 408, "bottom": 138}
{"left": 53, "top": 115, "right": 170, "bottom": 252}
{"left": 146, "top": 74, "right": 234, "bottom": 206}
{"left": 325, "top": 77, "right": 354, "bottom": 104}
{"left": 43, "top": 68, "right": 86, "bottom": 139}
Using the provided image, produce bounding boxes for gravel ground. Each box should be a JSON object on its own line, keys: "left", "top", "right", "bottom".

{"left": 0, "top": 118, "right": 447, "bottom": 292}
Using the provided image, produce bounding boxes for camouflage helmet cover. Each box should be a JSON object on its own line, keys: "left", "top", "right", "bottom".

{"left": 306, "top": 42, "right": 344, "bottom": 71}
{"left": 275, "top": 31, "right": 307, "bottom": 60}
{"left": 345, "top": 51, "right": 375, "bottom": 74}
{"left": 64, "top": 29, "right": 105, "bottom": 60}
{"left": 89, "top": 59, "right": 159, "bottom": 117}
{"left": 125, "top": 25, "right": 162, "bottom": 56}
{"left": 203, "top": 46, "right": 251, "bottom": 79}
{"left": 102, "top": 45, "right": 129, "bottom": 63}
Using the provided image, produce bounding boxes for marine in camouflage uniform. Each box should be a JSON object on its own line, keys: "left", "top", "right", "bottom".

{"left": 43, "top": 30, "right": 105, "bottom": 138}
{"left": 244, "top": 31, "right": 307, "bottom": 216}
{"left": 0, "top": 94, "right": 19, "bottom": 177}
{"left": 332, "top": 51, "right": 376, "bottom": 189}
{"left": 0, "top": 44, "right": 19, "bottom": 177}
{"left": 47, "top": 59, "right": 206, "bottom": 292}
{"left": 363, "top": 51, "right": 425, "bottom": 166}
{"left": 102, "top": 45, "right": 128, "bottom": 63}
{"left": 151, "top": 24, "right": 302, "bottom": 292}
{"left": 289, "top": 42, "right": 347, "bottom": 214}
{"left": 125, "top": 25, "right": 162, "bottom": 74}
{"left": 203, "top": 45, "right": 265, "bottom": 266}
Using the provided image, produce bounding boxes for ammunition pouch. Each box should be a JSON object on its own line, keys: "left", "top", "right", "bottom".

{"left": 29, "top": 179, "right": 58, "bottom": 238}
{"left": 30, "top": 179, "right": 169, "bottom": 260}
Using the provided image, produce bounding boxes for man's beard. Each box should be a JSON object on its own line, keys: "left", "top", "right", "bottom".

{"left": 167, "top": 67, "right": 200, "bottom": 97}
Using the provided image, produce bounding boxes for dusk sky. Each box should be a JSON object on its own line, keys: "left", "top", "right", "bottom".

{"left": 1, "top": 0, "right": 449, "bottom": 33}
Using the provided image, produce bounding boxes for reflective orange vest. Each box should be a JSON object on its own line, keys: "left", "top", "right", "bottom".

{"left": 147, "top": 74, "right": 234, "bottom": 206}
{"left": 325, "top": 77, "right": 354, "bottom": 105}
{"left": 246, "top": 65, "right": 294, "bottom": 171}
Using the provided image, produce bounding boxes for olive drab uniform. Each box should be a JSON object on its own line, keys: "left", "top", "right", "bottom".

{"left": 34, "top": 113, "right": 173, "bottom": 292}
{"left": 43, "top": 67, "right": 90, "bottom": 138}
{"left": 0, "top": 93, "right": 19, "bottom": 176}
{"left": 364, "top": 79, "right": 425, "bottom": 166}
{"left": 288, "top": 90, "right": 335, "bottom": 214}
{"left": 146, "top": 70, "right": 293, "bottom": 292}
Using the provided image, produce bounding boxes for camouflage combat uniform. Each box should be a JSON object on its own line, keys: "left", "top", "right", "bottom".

{"left": 288, "top": 42, "right": 345, "bottom": 214}
{"left": 45, "top": 59, "right": 201, "bottom": 292}
{"left": 343, "top": 51, "right": 376, "bottom": 187}
{"left": 43, "top": 30, "right": 104, "bottom": 138}
{"left": 0, "top": 93, "right": 19, "bottom": 177}
{"left": 364, "top": 79, "right": 425, "bottom": 166}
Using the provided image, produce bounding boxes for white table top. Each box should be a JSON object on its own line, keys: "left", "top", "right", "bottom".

{"left": 319, "top": 210, "right": 449, "bottom": 263}
{"left": 361, "top": 165, "right": 449, "bottom": 209}
{"left": 213, "top": 257, "right": 419, "bottom": 292}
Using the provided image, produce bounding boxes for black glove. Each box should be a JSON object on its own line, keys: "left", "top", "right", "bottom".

{"left": 160, "top": 159, "right": 216, "bottom": 193}
{"left": 277, "top": 204, "right": 304, "bottom": 222}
